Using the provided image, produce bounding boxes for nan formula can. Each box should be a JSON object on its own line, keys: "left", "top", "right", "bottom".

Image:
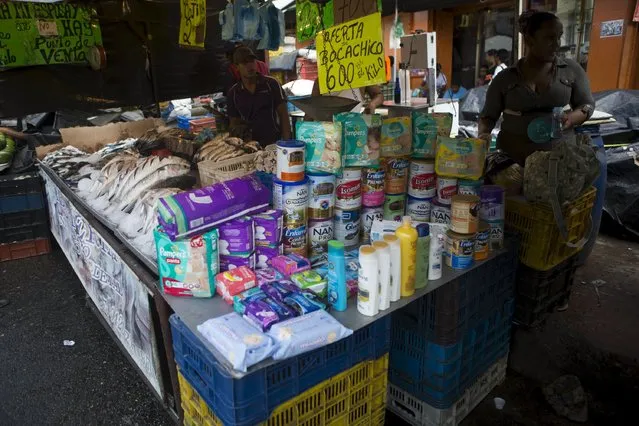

{"left": 430, "top": 200, "right": 451, "bottom": 224}
{"left": 308, "top": 218, "right": 334, "bottom": 260}
{"left": 406, "top": 196, "right": 433, "bottom": 223}
{"left": 272, "top": 177, "right": 309, "bottom": 224}
{"left": 307, "top": 172, "right": 336, "bottom": 220}
{"left": 361, "top": 206, "right": 384, "bottom": 244}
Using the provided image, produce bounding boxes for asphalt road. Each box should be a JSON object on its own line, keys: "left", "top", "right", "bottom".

{"left": 0, "top": 249, "right": 173, "bottom": 426}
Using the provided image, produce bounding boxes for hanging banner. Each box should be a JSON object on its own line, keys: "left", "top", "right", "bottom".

{"left": 317, "top": 12, "right": 385, "bottom": 94}
{"left": 296, "top": 0, "right": 333, "bottom": 42}
{"left": 0, "top": 1, "right": 102, "bottom": 69}
{"left": 179, "top": 0, "right": 206, "bottom": 48}
{"left": 333, "top": 0, "right": 381, "bottom": 26}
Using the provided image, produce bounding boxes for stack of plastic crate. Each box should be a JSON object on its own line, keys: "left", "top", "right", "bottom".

{"left": 506, "top": 188, "right": 595, "bottom": 326}
{"left": 387, "top": 249, "right": 517, "bottom": 426}
{"left": 170, "top": 314, "right": 390, "bottom": 426}
{"left": 0, "top": 172, "right": 51, "bottom": 262}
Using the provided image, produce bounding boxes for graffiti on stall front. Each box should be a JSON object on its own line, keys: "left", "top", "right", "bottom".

{"left": 0, "top": 1, "right": 102, "bottom": 69}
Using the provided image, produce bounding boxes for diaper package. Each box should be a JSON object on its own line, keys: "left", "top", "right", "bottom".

{"left": 435, "top": 137, "right": 486, "bottom": 180}
{"left": 216, "top": 266, "right": 257, "bottom": 303}
{"left": 197, "top": 313, "right": 277, "bottom": 372}
{"left": 253, "top": 210, "right": 283, "bottom": 247}
{"left": 412, "top": 112, "right": 438, "bottom": 158}
{"left": 381, "top": 117, "right": 412, "bottom": 157}
{"left": 220, "top": 253, "right": 256, "bottom": 272}
{"left": 270, "top": 253, "right": 311, "bottom": 277}
{"left": 244, "top": 299, "right": 282, "bottom": 331}
{"left": 255, "top": 268, "right": 284, "bottom": 286}
{"left": 334, "top": 112, "right": 382, "bottom": 167}
{"left": 290, "top": 270, "right": 327, "bottom": 297}
{"left": 256, "top": 245, "right": 283, "bottom": 269}
{"left": 233, "top": 287, "right": 266, "bottom": 314}
{"left": 218, "top": 217, "right": 254, "bottom": 256}
{"left": 268, "top": 310, "right": 353, "bottom": 360}
{"left": 298, "top": 121, "right": 343, "bottom": 175}
{"left": 154, "top": 227, "right": 219, "bottom": 298}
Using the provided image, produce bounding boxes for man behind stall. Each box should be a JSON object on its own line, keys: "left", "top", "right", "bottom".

{"left": 227, "top": 47, "right": 291, "bottom": 147}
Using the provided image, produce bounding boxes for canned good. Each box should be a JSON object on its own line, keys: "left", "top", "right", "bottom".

{"left": 383, "top": 193, "right": 406, "bottom": 222}
{"left": 436, "top": 177, "right": 457, "bottom": 205}
{"left": 308, "top": 172, "right": 336, "bottom": 219}
{"left": 430, "top": 200, "right": 451, "bottom": 224}
{"left": 272, "top": 177, "right": 309, "bottom": 224}
{"left": 276, "top": 140, "right": 305, "bottom": 182}
{"left": 406, "top": 196, "right": 433, "bottom": 223}
{"left": 480, "top": 185, "right": 505, "bottom": 221}
{"left": 282, "top": 222, "right": 308, "bottom": 256}
{"left": 336, "top": 168, "right": 362, "bottom": 210}
{"left": 457, "top": 179, "right": 482, "bottom": 196}
{"left": 361, "top": 206, "right": 384, "bottom": 244}
{"left": 361, "top": 167, "right": 385, "bottom": 207}
{"left": 382, "top": 157, "right": 410, "bottom": 194}
{"left": 474, "top": 222, "right": 490, "bottom": 260}
{"left": 487, "top": 220, "right": 504, "bottom": 250}
{"left": 334, "top": 209, "right": 361, "bottom": 248}
{"left": 308, "top": 218, "right": 334, "bottom": 259}
{"left": 451, "top": 195, "right": 480, "bottom": 234}
{"left": 445, "top": 229, "right": 475, "bottom": 270}
{"left": 408, "top": 160, "right": 436, "bottom": 198}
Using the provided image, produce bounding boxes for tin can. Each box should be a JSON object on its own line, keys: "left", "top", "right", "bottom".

{"left": 406, "top": 196, "right": 433, "bottom": 223}
{"left": 307, "top": 172, "right": 336, "bottom": 219}
{"left": 382, "top": 157, "right": 410, "bottom": 194}
{"left": 361, "top": 167, "right": 385, "bottom": 207}
{"left": 474, "top": 222, "right": 490, "bottom": 260}
{"left": 308, "top": 218, "right": 334, "bottom": 259}
{"left": 480, "top": 185, "right": 505, "bottom": 221}
{"left": 282, "top": 222, "right": 308, "bottom": 256}
{"left": 451, "top": 194, "right": 480, "bottom": 234}
{"left": 276, "top": 140, "right": 305, "bottom": 182}
{"left": 272, "top": 177, "right": 309, "bottom": 224}
{"left": 361, "top": 206, "right": 384, "bottom": 244}
{"left": 437, "top": 177, "right": 457, "bottom": 205}
{"left": 457, "top": 179, "right": 483, "bottom": 196}
{"left": 335, "top": 168, "right": 362, "bottom": 210}
{"left": 487, "top": 220, "right": 504, "bottom": 250}
{"left": 334, "top": 209, "right": 361, "bottom": 248}
{"left": 383, "top": 193, "right": 406, "bottom": 222}
{"left": 445, "top": 229, "right": 475, "bottom": 270}
{"left": 408, "top": 160, "right": 436, "bottom": 198}
{"left": 430, "top": 200, "right": 451, "bottom": 224}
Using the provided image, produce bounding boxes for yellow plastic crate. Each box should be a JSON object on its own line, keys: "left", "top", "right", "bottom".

{"left": 178, "top": 353, "right": 389, "bottom": 426}
{"left": 505, "top": 187, "right": 596, "bottom": 271}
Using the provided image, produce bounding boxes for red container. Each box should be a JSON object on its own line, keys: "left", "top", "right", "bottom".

{"left": 0, "top": 237, "right": 51, "bottom": 262}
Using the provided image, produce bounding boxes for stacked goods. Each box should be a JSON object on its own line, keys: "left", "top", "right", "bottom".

{"left": 307, "top": 172, "right": 335, "bottom": 264}
{"left": 407, "top": 160, "right": 436, "bottom": 224}
{"left": 335, "top": 168, "right": 362, "bottom": 248}
{"left": 361, "top": 167, "right": 385, "bottom": 244}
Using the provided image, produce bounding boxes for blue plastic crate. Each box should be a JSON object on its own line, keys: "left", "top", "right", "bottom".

{"left": 170, "top": 313, "right": 390, "bottom": 426}
{"left": 0, "top": 193, "right": 44, "bottom": 214}
{"left": 389, "top": 298, "right": 514, "bottom": 408}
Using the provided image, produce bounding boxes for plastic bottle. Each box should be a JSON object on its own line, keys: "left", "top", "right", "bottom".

{"left": 372, "top": 240, "right": 391, "bottom": 310}
{"left": 395, "top": 216, "right": 418, "bottom": 297}
{"left": 415, "top": 223, "right": 430, "bottom": 289}
{"left": 383, "top": 234, "right": 401, "bottom": 302}
{"left": 428, "top": 223, "right": 448, "bottom": 281}
{"left": 327, "top": 240, "right": 347, "bottom": 311}
{"left": 394, "top": 76, "right": 401, "bottom": 104}
{"left": 358, "top": 245, "right": 379, "bottom": 317}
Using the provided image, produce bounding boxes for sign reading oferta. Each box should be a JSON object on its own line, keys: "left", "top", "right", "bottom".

{"left": 0, "top": 1, "right": 102, "bottom": 69}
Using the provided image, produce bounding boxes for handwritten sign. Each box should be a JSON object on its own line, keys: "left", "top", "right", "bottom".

{"left": 0, "top": 2, "right": 102, "bottom": 69}
{"left": 296, "top": 0, "right": 334, "bottom": 42}
{"left": 333, "top": 0, "right": 381, "bottom": 25}
{"left": 317, "top": 13, "right": 385, "bottom": 94}
{"left": 179, "top": 0, "right": 206, "bottom": 49}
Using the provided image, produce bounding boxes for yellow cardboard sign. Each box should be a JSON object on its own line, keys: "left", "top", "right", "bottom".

{"left": 316, "top": 13, "right": 385, "bottom": 94}
{"left": 179, "top": 0, "right": 206, "bottom": 49}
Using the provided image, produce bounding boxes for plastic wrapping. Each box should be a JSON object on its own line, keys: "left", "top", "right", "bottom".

{"left": 435, "top": 137, "right": 486, "bottom": 179}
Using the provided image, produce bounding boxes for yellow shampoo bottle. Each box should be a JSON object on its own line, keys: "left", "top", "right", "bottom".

{"left": 395, "top": 216, "right": 418, "bottom": 297}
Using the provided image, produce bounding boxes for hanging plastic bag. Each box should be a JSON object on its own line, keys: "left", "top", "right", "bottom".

{"left": 239, "top": 1, "right": 260, "bottom": 40}
{"left": 219, "top": 2, "right": 235, "bottom": 41}
{"left": 257, "top": 5, "right": 270, "bottom": 50}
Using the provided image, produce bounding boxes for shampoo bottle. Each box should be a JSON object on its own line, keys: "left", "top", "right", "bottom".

{"left": 383, "top": 234, "right": 401, "bottom": 302}
{"left": 372, "top": 240, "right": 391, "bottom": 310}
{"left": 358, "top": 245, "right": 379, "bottom": 317}
{"left": 395, "top": 216, "right": 418, "bottom": 297}
{"left": 428, "top": 223, "right": 448, "bottom": 281}
{"left": 415, "top": 223, "right": 430, "bottom": 289}
{"left": 327, "top": 240, "right": 347, "bottom": 311}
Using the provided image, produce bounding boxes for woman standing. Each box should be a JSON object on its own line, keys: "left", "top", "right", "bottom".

{"left": 479, "top": 10, "right": 595, "bottom": 165}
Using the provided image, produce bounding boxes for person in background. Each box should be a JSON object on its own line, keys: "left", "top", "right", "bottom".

{"left": 227, "top": 47, "right": 291, "bottom": 147}
{"left": 476, "top": 66, "right": 488, "bottom": 87}
{"left": 491, "top": 49, "right": 509, "bottom": 81}
{"left": 442, "top": 81, "right": 468, "bottom": 100}
{"left": 311, "top": 81, "right": 384, "bottom": 114}
{"left": 479, "top": 10, "right": 594, "bottom": 166}
{"left": 484, "top": 49, "right": 498, "bottom": 83}
{"left": 227, "top": 43, "right": 269, "bottom": 84}
{"left": 420, "top": 63, "right": 448, "bottom": 98}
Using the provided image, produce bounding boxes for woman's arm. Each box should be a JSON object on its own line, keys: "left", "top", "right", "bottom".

{"left": 564, "top": 60, "right": 595, "bottom": 129}
{"left": 478, "top": 74, "right": 505, "bottom": 141}
{"left": 364, "top": 85, "right": 384, "bottom": 114}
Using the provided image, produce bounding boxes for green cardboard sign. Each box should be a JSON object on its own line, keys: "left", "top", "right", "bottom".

{"left": 0, "top": 1, "right": 102, "bottom": 69}
{"left": 296, "top": 0, "right": 333, "bottom": 42}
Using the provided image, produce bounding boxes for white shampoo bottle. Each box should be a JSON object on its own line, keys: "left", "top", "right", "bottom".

{"left": 372, "top": 240, "right": 391, "bottom": 310}
{"left": 358, "top": 245, "right": 380, "bottom": 317}
{"left": 383, "top": 234, "right": 402, "bottom": 302}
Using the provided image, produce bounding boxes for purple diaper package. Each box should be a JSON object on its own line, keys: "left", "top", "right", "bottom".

{"left": 270, "top": 253, "right": 311, "bottom": 277}
{"left": 244, "top": 299, "right": 281, "bottom": 331}
{"left": 255, "top": 268, "right": 284, "bottom": 286}
{"left": 256, "top": 245, "right": 284, "bottom": 269}
{"left": 260, "top": 280, "right": 299, "bottom": 302}
{"left": 283, "top": 292, "right": 325, "bottom": 315}
{"left": 218, "top": 217, "right": 254, "bottom": 257}
{"left": 262, "top": 296, "right": 297, "bottom": 321}
{"left": 220, "top": 253, "right": 256, "bottom": 272}
{"left": 158, "top": 174, "right": 270, "bottom": 240}
{"left": 254, "top": 210, "right": 283, "bottom": 247}
{"left": 233, "top": 287, "right": 266, "bottom": 315}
